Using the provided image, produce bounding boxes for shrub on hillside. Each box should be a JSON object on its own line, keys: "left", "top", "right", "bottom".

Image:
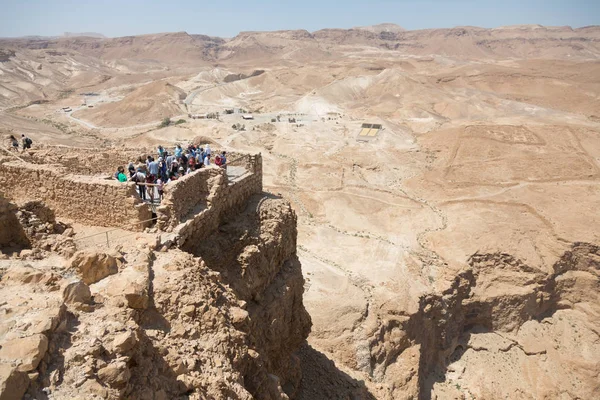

{"left": 159, "top": 117, "right": 171, "bottom": 128}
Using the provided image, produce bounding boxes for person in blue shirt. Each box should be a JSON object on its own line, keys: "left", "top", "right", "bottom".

{"left": 148, "top": 157, "right": 159, "bottom": 178}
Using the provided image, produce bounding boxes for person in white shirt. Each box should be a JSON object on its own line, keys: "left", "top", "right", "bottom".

{"left": 205, "top": 144, "right": 211, "bottom": 156}
{"left": 133, "top": 170, "right": 147, "bottom": 200}
{"left": 203, "top": 153, "right": 211, "bottom": 166}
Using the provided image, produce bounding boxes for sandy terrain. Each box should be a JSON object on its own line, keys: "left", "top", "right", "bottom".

{"left": 1, "top": 24, "right": 599, "bottom": 399}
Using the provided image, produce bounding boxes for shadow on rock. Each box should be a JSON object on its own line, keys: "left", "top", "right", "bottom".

{"left": 297, "top": 344, "right": 377, "bottom": 400}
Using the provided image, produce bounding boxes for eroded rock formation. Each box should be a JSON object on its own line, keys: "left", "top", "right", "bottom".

{"left": 350, "top": 243, "right": 600, "bottom": 399}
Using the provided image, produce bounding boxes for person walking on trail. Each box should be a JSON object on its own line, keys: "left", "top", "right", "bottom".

{"left": 21, "top": 134, "right": 32, "bottom": 150}
{"left": 175, "top": 144, "right": 183, "bottom": 158}
{"left": 157, "top": 145, "right": 166, "bottom": 159}
{"left": 205, "top": 144, "right": 211, "bottom": 156}
{"left": 203, "top": 153, "right": 211, "bottom": 166}
{"left": 9, "top": 135, "right": 19, "bottom": 151}
{"left": 219, "top": 151, "right": 227, "bottom": 168}
{"left": 133, "top": 169, "right": 147, "bottom": 200}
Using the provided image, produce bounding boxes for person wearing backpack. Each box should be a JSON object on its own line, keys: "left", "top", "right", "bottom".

{"left": 21, "top": 134, "right": 32, "bottom": 150}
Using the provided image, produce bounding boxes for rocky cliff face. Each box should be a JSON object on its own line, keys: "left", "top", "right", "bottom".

{"left": 0, "top": 195, "right": 311, "bottom": 399}
{"left": 350, "top": 243, "right": 600, "bottom": 399}
{"left": 183, "top": 195, "right": 312, "bottom": 397}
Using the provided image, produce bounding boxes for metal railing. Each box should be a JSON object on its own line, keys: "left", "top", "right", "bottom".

{"left": 73, "top": 217, "right": 157, "bottom": 249}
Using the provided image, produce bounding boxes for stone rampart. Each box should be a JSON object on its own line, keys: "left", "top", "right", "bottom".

{"left": 0, "top": 160, "right": 151, "bottom": 230}
{"left": 156, "top": 153, "right": 263, "bottom": 244}
{"left": 158, "top": 167, "right": 220, "bottom": 225}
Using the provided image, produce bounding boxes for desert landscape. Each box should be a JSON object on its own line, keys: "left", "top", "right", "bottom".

{"left": 1, "top": 22, "right": 599, "bottom": 399}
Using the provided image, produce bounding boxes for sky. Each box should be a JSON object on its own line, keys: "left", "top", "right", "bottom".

{"left": 1, "top": 0, "right": 598, "bottom": 38}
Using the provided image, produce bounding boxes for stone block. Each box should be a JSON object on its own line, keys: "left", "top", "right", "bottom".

{"left": 97, "top": 361, "right": 130, "bottom": 388}
{"left": 69, "top": 251, "right": 119, "bottom": 285}
{"left": 62, "top": 280, "right": 92, "bottom": 304}
{"left": 111, "top": 331, "right": 138, "bottom": 354}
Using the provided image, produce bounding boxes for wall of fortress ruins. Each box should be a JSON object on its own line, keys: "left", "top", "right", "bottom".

{"left": 0, "top": 152, "right": 263, "bottom": 237}
{"left": 0, "top": 158, "right": 152, "bottom": 230}
{"left": 157, "top": 153, "right": 263, "bottom": 245}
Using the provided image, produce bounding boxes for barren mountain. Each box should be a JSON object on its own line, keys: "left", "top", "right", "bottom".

{"left": 72, "top": 80, "right": 186, "bottom": 127}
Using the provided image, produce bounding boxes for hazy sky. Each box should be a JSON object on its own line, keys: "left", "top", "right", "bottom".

{"left": 1, "top": 0, "right": 598, "bottom": 38}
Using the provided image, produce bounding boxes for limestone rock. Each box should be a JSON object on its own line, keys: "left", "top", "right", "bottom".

{"left": 0, "top": 364, "right": 29, "bottom": 400}
{"left": 111, "top": 331, "right": 137, "bottom": 354}
{"left": 230, "top": 307, "right": 249, "bottom": 328}
{"left": 182, "top": 305, "right": 196, "bottom": 316}
{"left": 124, "top": 285, "right": 149, "bottom": 309}
{"left": 62, "top": 280, "right": 92, "bottom": 305}
{"left": 69, "top": 251, "right": 119, "bottom": 284}
{"left": 0, "top": 334, "right": 49, "bottom": 372}
{"left": 97, "top": 361, "right": 131, "bottom": 388}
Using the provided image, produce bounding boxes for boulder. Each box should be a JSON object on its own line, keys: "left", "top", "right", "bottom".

{"left": 0, "top": 364, "right": 29, "bottom": 400}
{"left": 69, "top": 251, "right": 119, "bottom": 284}
{"left": 124, "top": 290, "right": 149, "bottom": 309}
{"left": 111, "top": 331, "right": 137, "bottom": 354}
{"left": 230, "top": 307, "right": 249, "bottom": 328}
{"left": 62, "top": 280, "right": 92, "bottom": 304}
{"left": 97, "top": 361, "right": 131, "bottom": 388}
{"left": 0, "top": 334, "right": 49, "bottom": 372}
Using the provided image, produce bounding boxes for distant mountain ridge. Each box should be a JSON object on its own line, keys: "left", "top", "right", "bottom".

{"left": 63, "top": 32, "right": 106, "bottom": 38}
{"left": 0, "top": 24, "right": 599, "bottom": 66}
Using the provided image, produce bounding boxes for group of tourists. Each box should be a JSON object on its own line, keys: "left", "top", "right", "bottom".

{"left": 8, "top": 134, "right": 33, "bottom": 152}
{"left": 115, "top": 143, "right": 228, "bottom": 202}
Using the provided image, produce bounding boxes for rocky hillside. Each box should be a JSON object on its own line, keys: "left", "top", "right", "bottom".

{"left": 0, "top": 194, "right": 311, "bottom": 399}
{"left": 1, "top": 25, "right": 598, "bottom": 108}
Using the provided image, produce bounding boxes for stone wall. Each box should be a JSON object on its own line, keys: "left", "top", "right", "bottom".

{"left": 0, "top": 160, "right": 151, "bottom": 231}
{"left": 157, "top": 153, "right": 263, "bottom": 241}
{"left": 158, "top": 168, "right": 220, "bottom": 225}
